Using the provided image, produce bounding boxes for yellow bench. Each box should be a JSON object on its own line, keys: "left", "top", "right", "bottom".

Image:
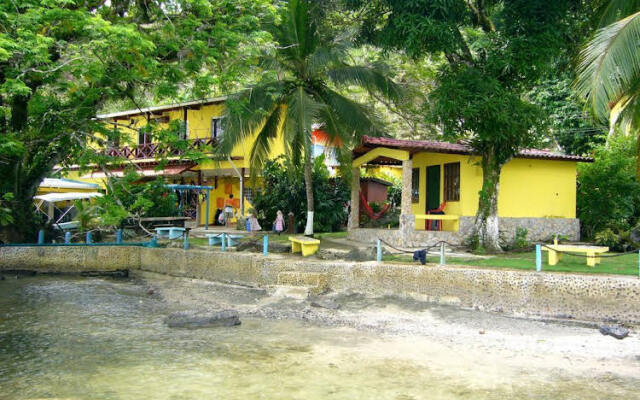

{"left": 414, "top": 214, "right": 460, "bottom": 231}
{"left": 288, "top": 236, "right": 321, "bottom": 257}
{"left": 542, "top": 244, "right": 609, "bottom": 267}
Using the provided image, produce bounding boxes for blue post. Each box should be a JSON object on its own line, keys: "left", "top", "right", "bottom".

{"left": 439, "top": 242, "right": 445, "bottom": 265}
{"left": 37, "top": 230, "right": 45, "bottom": 244}
{"left": 221, "top": 233, "right": 226, "bottom": 252}
{"left": 376, "top": 239, "right": 382, "bottom": 262}
{"left": 263, "top": 235, "right": 268, "bottom": 257}
{"left": 116, "top": 229, "right": 123, "bottom": 244}
{"left": 150, "top": 235, "right": 158, "bottom": 247}
{"left": 536, "top": 244, "right": 542, "bottom": 272}
{"left": 183, "top": 231, "right": 189, "bottom": 250}
{"left": 86, "top": 231, "right": 92, "bottom": 244}
{"left": 205, "top": 189, "right": 210, "bottom": 230}
{"left": 638, "top": 250, "right": 640, "bottom": 278}
{"left": 64, "top": 232, "right": 71, "bottom": 244}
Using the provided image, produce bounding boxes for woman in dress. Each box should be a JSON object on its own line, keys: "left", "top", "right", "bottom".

{"left": 273, "top": 210, "right": 285, "bottom": 235}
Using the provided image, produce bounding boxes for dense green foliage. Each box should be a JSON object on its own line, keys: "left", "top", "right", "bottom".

{"left": 251, "top": 156, "right": 349, "bottom": 233}
{"left": 577, "top": 135, "right": 640, "bottom": 240}
{"left": 217, "top": 0, "right": 401, "bottom": 235}
{"left": 348, "top": 0, "right": 592, "bottom": 250}
{"left": 0, "top": 0, "right": 275, "bottom": 241}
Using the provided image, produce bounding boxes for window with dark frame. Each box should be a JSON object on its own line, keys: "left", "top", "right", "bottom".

{"left": 411, "top": 168, "right": 420, "bottom": 203}
{"left": 210, "top": 117, "right": 225, "bottom": 140}
{"left": 444, "top": 162, "right": 460, "bottom": 202}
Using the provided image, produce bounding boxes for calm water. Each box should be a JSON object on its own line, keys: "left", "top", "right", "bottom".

{"left": 0, "top": 276, "right": 637, "bottom": 399}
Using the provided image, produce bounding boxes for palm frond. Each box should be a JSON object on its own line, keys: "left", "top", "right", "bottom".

{"left": 282, "top": 87, "right": 323, "bottom": 164}
{"left": 598, "top": 0, "right": 640, "bottom": 27}
{"left": 576, "top": 11, "right": 640, "bottom": 121}
{"left": 217, "top": 81, "right": 287, "bottom": 157}
{"left": 315, "top": 87, "right": 385, "bottom": 143}
{"left": 248, "top": 104, "right": 287, "bottom": 174}
{"left": 328, "top": 65, "right": 404, "bottom": 105}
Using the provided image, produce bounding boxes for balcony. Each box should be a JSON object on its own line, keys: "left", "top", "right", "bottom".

{"left": 104, "top": 138, "right": 217, "bottom": 160}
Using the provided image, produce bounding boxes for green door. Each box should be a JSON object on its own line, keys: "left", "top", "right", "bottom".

{"left": 426, "top": 165, "right": 441, "bottom": 212}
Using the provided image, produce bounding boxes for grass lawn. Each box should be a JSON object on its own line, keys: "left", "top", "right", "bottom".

{"left": 383, "top": 251, "right": 640, "bottom": 276}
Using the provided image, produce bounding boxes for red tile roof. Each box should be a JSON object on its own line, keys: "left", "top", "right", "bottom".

{"left": 354, "top": 136, "right": 593, "bottom": 163}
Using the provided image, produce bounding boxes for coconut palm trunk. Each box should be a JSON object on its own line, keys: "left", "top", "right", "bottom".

{"left": 303, "top": 153, "right": 315, "bottom": 235}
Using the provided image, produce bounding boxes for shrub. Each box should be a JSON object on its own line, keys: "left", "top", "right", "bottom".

{"left": 577, "top": 135, "right": 640, "bottom": 239}
{"left": 511, "top": 227, "right": 531, "bottom": 250}
{"left": 251, "top": 155, "right": 349, "bottom": 233}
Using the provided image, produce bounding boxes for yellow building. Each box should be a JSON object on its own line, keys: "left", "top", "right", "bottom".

{"left": 64, "top": 97, "right": 335, "bottom": 228}
{"left": 349, "top": 136, "right": 592, "bottom": 245}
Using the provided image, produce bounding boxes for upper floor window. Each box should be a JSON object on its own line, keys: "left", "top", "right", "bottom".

{"left": 211, "top": 117, "right": 224, "bottom": 140}
{"left": 444, "top": 162, "right": 460, "bottom": 202}
{"left": 412, "top": 168, "right": 420, "bottom": 203}
{"left": 179, "top": 120, "right": 188, "bottom": 140}
{"left": 138, "top": 131, "right": 152, "bottom": 145}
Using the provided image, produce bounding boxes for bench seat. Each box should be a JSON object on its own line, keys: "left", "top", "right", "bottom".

{"left": 288, "top": 236, "right": 321, "bottom": 257}
{"left": 542, "top": 244, "right": 609, "bottom": 267}
{"left": 155, "top": 227, "right": 186, "bottom": 240}
{"left": 205, "top": 233, "right": 244, "bottom": 247}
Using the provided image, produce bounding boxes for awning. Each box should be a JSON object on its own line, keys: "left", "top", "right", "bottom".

{"left": 34, "top": 192, "right": 103, "bottom": 203}
{"left": 39, "top": 178, "right": 99, "bottom": 190}
{"left": 81, "top": 164, "right": 194, "bottom": 179}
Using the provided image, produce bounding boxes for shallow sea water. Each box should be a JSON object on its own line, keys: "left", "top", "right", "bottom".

{"left": 0, "top": 276, "right": 637, "bottom": 400}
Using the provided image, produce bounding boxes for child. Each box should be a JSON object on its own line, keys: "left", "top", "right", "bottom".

{"left": 247, "top": 209, "right": 262, "bottom": 235}
{"left": 273, "top": 210, "right": 285, "bottom": 235}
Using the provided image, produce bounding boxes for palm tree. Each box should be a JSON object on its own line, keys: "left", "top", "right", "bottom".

{"left": 217, "top": 0, "right": 402, "bottom": 235}
{"left": 576, "top": 1, "right": 640, "bottom": 139}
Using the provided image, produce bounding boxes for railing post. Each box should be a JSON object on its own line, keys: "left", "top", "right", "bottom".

{"left": 376, "top": 239, "right": 382, "bottom": 262}
{"left": 64, "top": 232, "right": 71, "bottom": 244}
{"left": 150, "top": 235, "right": 158, "bottom": 247}
{"left": 86, "top": 231, "right": 92, "bottom": 244}
{"left": 37, "top": 230, "right": 45, "bottom": 244}
{"left": 439, "top": 242, "right": 445, "bottom": 265}
{"left": 221, "top": 233, "right": 226, "bottom": 252}
{"left": 116, "top": 229, "right": 123, "bottom": 244}
{"left": 183, "top": 231, "right": 189, "bottom": 250}
{"left": 263, "top": 234, "right": 268, "bottom": 257}
{"left": 536, "top": 244, "right": 542, "bottom": 272}
{"left": 638, "top": 250, "right": 639, "bottom": 278}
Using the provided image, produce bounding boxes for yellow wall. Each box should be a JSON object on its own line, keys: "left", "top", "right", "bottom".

{"left": 410, "top": 152, "right": 577, "bottom": 231}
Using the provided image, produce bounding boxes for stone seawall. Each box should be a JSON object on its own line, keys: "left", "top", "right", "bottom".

{"left": 2, "top": 246, "right": 639, "bottom": 324}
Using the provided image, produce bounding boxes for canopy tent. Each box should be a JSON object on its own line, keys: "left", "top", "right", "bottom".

{"left": 34, "top": 192, "right": 103, "bottom": 229}
{"left": 35, "top": 192, "right": 103, "bottom": 203}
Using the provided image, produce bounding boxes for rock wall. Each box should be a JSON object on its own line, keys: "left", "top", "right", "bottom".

{"left": 348, "top": 217, "right": 580, "bottom": 246}
{"left": 2, "top": 245, "right": 638, "bottom": 324}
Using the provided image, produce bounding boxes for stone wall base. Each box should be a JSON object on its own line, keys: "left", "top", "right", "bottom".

{"left": 348, "top": 217, "right": 580, "bottom": 246}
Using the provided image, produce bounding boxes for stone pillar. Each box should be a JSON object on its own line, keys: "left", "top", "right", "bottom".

{"left": 348, "top": 167, "right": 360, "bottom": 231}
{"left": 399, "top": 159, "right": 415, "bottom": 244}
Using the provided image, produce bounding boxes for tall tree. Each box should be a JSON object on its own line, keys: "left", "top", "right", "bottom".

{"left": 348, "top": 0, "right": 586, "bottom": 251}
{"left": 217, "top": 0, "right": 402, "bottom": 235}
{"left": 0, "top": 0, "right": 274, "bottom": 241}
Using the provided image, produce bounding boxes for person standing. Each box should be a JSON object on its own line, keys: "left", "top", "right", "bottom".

{"left": 224, "top": 194, "right": 234, "bottom": 228}
{"left": 273, "top": 210, "right": 285, "bottom": 235}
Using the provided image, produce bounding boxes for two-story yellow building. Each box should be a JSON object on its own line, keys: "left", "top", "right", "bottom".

{"left": 64, "top": 97, "right": 338, "bottom": 228}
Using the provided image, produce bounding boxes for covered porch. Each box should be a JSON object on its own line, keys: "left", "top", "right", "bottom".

{"left": 349, "top": 137, "right": 467, "bottom": 246}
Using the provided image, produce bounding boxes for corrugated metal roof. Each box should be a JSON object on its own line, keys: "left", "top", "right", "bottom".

{"left": 96, "top": 96, "right": 227, "bottom": 120}
{"left": 40, "top": 178, "right": 99, "bottom": 189}
{"left": 354, "top": 136, "right": 593, "bottom": 163}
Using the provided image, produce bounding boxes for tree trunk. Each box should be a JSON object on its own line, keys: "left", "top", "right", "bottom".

{"left": 303, "top": 153, "right": 314, "bottom": 236}
{"left": 474, "top": 155, "right": 502, "bottom": 252}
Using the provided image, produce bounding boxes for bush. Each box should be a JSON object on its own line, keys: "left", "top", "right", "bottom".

{"left": 251, "top": 156, "right": 349, "bottom": 233}
{"left": 510, "top": 227, "right": 531, "bottom": 250}
{"left": 577, "top": 135, "right": 640, "bottom": 239}
{"left": 594, "top": 228, "right": 636, "bottom": 252}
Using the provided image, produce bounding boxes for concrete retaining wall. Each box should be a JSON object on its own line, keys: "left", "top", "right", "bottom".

{"left": 2, "top": 246, "right": 639, "bottom": 324}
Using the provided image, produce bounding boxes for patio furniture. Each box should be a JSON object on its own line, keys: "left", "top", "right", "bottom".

{"left": 140, "top": 216, "right": 190, "bottom": 228}
{"left": 415, "top": 214, "right": 460, "bottom": 231}
{"left": 288, "top": 236, "right": 321, "bottom": 257}
{"left": 155, "top": 227, "right": 186, "bottom": 240}
{"left": 205, "top": 233, "right": 244, "bottom": 247}
{"left": 542, "top": 244, "right": 609, "bottom": 267}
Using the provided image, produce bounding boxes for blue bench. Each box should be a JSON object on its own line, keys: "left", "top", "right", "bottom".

{"left": 155, "top": 227, "right": 186, "bottom": 240}
{"left": 205, "top": 233, "right": 244, "bottom": 247}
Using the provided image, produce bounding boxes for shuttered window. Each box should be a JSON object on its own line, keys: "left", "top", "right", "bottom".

{"left": 411, "top": 168, "right": 420, "bottom": 203}
{"left": 444, "top": 162, "right": 460, "bottom": 202}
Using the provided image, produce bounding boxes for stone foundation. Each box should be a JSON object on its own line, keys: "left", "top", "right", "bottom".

{"left": 349, "top": 217, "right": 580, "bottom": 246}
{"left": 2, "top": 245, "right": 640, "bottom": 324}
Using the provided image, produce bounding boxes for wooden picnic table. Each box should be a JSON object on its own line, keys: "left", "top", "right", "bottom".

{"left": 138, "top": 216, "right": 190, "bottom": 228}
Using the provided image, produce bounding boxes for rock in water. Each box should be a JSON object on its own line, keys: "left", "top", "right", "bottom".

{"left": 165, "top": 310, "right": 241, "bottom": 328}
{"left": 599, "top": 325, "right": 629, "bottom": 340}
